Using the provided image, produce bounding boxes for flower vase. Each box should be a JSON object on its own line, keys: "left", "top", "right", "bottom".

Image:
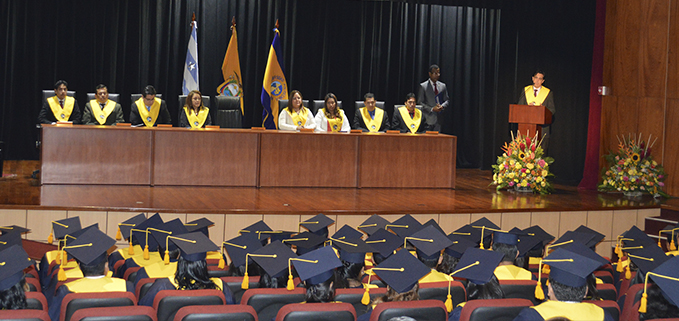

{"left": 623, "top": 190, "right": 642, "bottom": 198}
{"left": 513, "top": 185, "right": 533, "bottom": 193}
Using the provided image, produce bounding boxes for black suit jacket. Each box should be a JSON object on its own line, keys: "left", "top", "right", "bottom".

{"left": 391, "top": 107, "right": 426, "bottom": 133}
{"left": 352, "top": 107, "right": 390, "bottom": 132}
{"left": 38, "top": 99, "right": 82, "bottom": 124}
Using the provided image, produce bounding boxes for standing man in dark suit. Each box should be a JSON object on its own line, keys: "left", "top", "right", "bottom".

{"left": 517, "top": 70, "right": 555, "bottom": 150}
{"left": 82, "top": 84, "right": 125, "bottom": 125}
{"left": 38, "top": 80, "right": 82, "bottom": 124}
{"left": 130, "top": 85, "right": 171, "bottom": 127}
{"left": 417, "top": 65, "right": 449, "bottom": 132}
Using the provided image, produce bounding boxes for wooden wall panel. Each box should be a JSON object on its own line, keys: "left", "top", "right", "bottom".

{"left": 662, "top": 99, "right": 679, "bottom": 196}
{"left": 70, "top": 210, "right": 107, "bottom": 234}
{"left": 500, "top": 212, "right": 531, "bottom": 230}
{"left": 27, "top": 210, "right": 67, "bottom": 242}
{"left": 667, "top": 0, "right": 679, "bottom": 98}
{"left": 439, "top": 213, "right": 471, "bottom": 234}
{"left": 558, "top": 211, "right": 587, "bottom": 236}
{"left": 611, "top": 0, "right": 641, "bottom": 96}
{"left": 612, "top": 210, "right": 637, "bottom": 241}
{"left": 602, "top": 0, "right": 617, "bottom": 86}
{"left": 638, "top": 0, "right": 669, "bottom": 98}
{"left": 587, "top": 210, "right": 614, "bottom": 242}
{"left": 638, "top": 98, "right": 666, "bottom": 159}
{"left": 530, "top": 212, "right": 560, "bottom": 239}
{"left": 0, "top": 210, "right": 27, "bottom": 234}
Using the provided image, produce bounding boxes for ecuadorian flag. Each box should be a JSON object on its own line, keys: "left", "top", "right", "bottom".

{"left": 260, "top": 26, "right": 287, "bottom": 129}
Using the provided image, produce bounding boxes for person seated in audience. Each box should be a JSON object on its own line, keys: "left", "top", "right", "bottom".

{"left": 49, "top": 228, "right": 133, "bottom": 321}
{"left": 82, "top": 84, "right": 125, "bottom": 125}
{"left": 290, "top": 245, "right": 342, "bottom": 304}
{"left": 138, "top": 232, "right": 235, "bottom": 306}
{"left": 357, "top": 249, "right": 431, "bottom": 321}
{"left": 38, "top": 80, "right": 82, "bottom": 124}
{"left": 638, "top": 255, "right": 679, "bottom": 320}
{"left": 0, "top": 245, "right": 34, "bottom": 310}
{"left": 353, "top": 92, "right": 390, "bottom": 132}
{"left": 330, "top": 233, "right": 374, "bottom": 289}
{"left": 437, "top": 234, "right": 475, "bottom": 275}
{"left": 179, "top": 90, "right": 212, "bottom": 128}
{"left": 132, "top": 219, "right": 188, "bottom": 287}
{"left": 250, "top": 241, "right": 298, "bottom": 289}
{"left": 448, "top": 248, "right": 506, "bottom": 321}
{"left": 391, "top": 93, "right": 426, "bottom": 133}
{"left": 130, "top": 85, "right": 171, "bottom": 127}
{"left": 222, "top": 232, "right": 264, "bottom": 277}
{"left": 314, "top": 93, "right": 350, "bottom": 133}
{"left": 115, "top": 214, "right": 164, "bottom": 278}
{"left": 406, "top": 224, "right": 454, "bottom": 283}
{"left": 492, "top": 230, "right": 534, "bottom": 280}
{"left": 108, "top": 213, "right": 147, "bottom": 272}
{"left": 278, "top": 90, "right": 316, "bottom": 131}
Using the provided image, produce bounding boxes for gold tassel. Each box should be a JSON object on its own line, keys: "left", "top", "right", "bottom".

{"left": 542, "top": 264, "right": 550, "bottom": 274}
{"left": 658, "top": 239, "right": 662, "bottom": 248}
{"left": 625, "top": 266, "right": 631, "bottom": 280}
{"left": 164, "top": 250, "right": 170, "bottom": 265}
{"left": 57, "top": 267, "right": 67, "bottom": 281}
{"left": 616, "top": 256, "right": 623, "bottom": 272}
{"left": 671, "top": 238, "right": 677, "bottom": 251}
{"left": 362, "top": 287, "right": 371, "bottom": 305}
{"left": 47, "top": 231, "right": 53, "bottom": 244}
{"left": 241, "top": 273, "right": 249, "bottom": 290}
{"left": 60, "top": 249, "right": 66, "bottom": 265}
{"left": 115, "top": 227, "right": 122, "bottom": 241}
{"left": 287, "top": 275, "right": 295, "bottom": 291}
{"left": 614, "top": 242, "right": 621, "bottom": 257}
{"left": 218, "top": 256, "right": 225, "bottom": 269}
{"left": 128, "top": 240, "right": 134, "bottom": 255}
{"left": 445, "top": 294, "right": 453, "bottom": 312}
{"left": 143, "top": 244, "right": 149, "bottom": 260}
{"left": 639, "top": 292, "right": 647, "bottom": 313}
{"left": 535, "top": 280, "right": 545, "bottom": 300}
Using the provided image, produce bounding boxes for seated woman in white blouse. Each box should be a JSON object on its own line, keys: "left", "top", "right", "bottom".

{"left": 314, "top": 93, "right": 351, "bottom": 133}
{"left": 278, "top": 90, "right": 317, "bottom": 131}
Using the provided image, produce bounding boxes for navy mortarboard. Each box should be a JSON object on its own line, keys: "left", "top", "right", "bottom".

{"left": 515, "top": 229, "right": 546, "bottom": 258}
{"left": 299, "top": 214, "right": 334, "bottom": 236}
{"left": 406, "top": 225, "right": 453, "bottom": 260}
{"left": 574, "top": 225, "right": 605, "bottom": 248}
{"left": 422, "top": 219, "right": 447, "bottom": 236}
{"left": 131, "top": 213, "right": 163, "bottom": 251}
{"left": 533, "top": 247, "right": 602, "bottom": 301}
{"left": 451, "top": 248, "right": 504, "bottom": 284}
{"left": 448, "top": 226, "right": 476, "bottom": 244}
{"left": 250, "top": 240, "right": 297, "bottom": 278}
{"left": 0, "top": 225, "right": 30, "bottom": 236}
{"left": 0, "top": 245, "right": 33, "bottom": 291}
{"left": 150, "top": 219, "right": 190, "bottom": 264}
{"left": 240, "top": 220, "right": 272, "bottom": 241}
{"left": 523, "top": 225, "right": 555, "bottom": 246}
{"left": 63, "top": 228, "right": 115, "bottom": 266}
{"left": 562, "top": 241, "right": 608, "bottom": 268}
{"left": 222, "top": 233, "right": 263, "bottom": 268}
{"left": 622, "top": 225, "right": 655, "bottom": 248}
{"left": 330, "top": 237, "right": 375, "bottom": 264}
{"left": 444, "top": 234, "right": 477, "bottom": 258}
{"left": 639, "top": 255, "right": 679, "bottom": 313}
{"left": 370, "top": 248, "right": 430, "bottom": 294}
{"left": 283, "top": 231, "right": 327, "bottom": 255}
{"left": 386, "top": 214, "right": 422, "bottom": 238}
{"left": 291, "top": 245, "right": 342, "bottom": 286}
{"left": 365, "top": 229, "right": 402, "bottom": 259}
{"left": 184, "top": 218, "right": 214, "bottom": 237}
{"left": 0, "top": 232, "right": 23, "bottom": 251}
{"left": 170, "top": 232, "right": 219, "bottom": 262}
{"left": 270, "top": 231, "right": 297, "bottom": 244}
{"left": 493, "top": 229, "right": 522, "bottom": 246}
{"left": 550, "top": 231, "right": 595, "bottom": 251}
{"left": 626, "top": 244, "right": 669, "bottom": 275}
{"left": 332, "top": 225, "right": 363, "bottom": 240}
{"left": 49, "top": 217, "right": 82, "bottom": 243}
{"left": 358, "top": 215, "right": 390, "bottom": 236}
{"left": 115, "top": 213, "right": 146, "bottom": 241}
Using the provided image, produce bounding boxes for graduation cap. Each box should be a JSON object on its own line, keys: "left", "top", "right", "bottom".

{"left": 291, "top": 245, "right": 342, "bottom": 285}
{"left": 659, "top": 224, "right": 679, "bottom": 251}
{"left": 115, "top": 213, "right": 146, "bottom": 241}
{"left": 406, "top": 225, "right": 453, "bottom": 260}
{"left": 270, "top": 231, "right": 297, "bottom": 244}
{"left": 0, "top": 245, "right": 33, "bottom": 291}
{"left": 422, "top": 219, "right": 447, "bottom": 236}
{"left": 0, "top": 232, "right": 23, "bottom": 251}
{"left": 48, "top": 217, "right": 82, "bottom": 243}
{"left": 249, "top": 240, "right": 297, "bottom": 278}
{"left": 240, "top": 221, "right": 273, "bottom": 241}
{"left": 515, "top": 229, "right": 547, "bottom": 258}
{"left": 549, "top": 231, "right": 595, "bottom": 252}
{"left": 170, "top": 232, "right": 219, "bottom": 262}
{"left": 299, "top": 214, "right": 334, "bottom": 236}
{"left": 184, "top": 218, "right": 214, "bottom": 238}
{"left": 283, "top": 231, "right": 327, "bottom": 255}
{"left": 622, "top": 226, "right": 655, "bottom": 249}
{"left": 626, "top": 244, "right": 669, "bottom": 275}
{"left": 370, "top": 248, "right": 430, "bottom": 294}
{"left": 574, "top": 225, "right": 605, "bottom": 248}
{"left": 444, "top": 234, "right": 477, "bottom": 258}
{"left": 222, "top": 233, "right": 264, "bottom": 268}
{"left": 639, "top": 255, "right": 679, "bottom": 313}
{"left": 358, "top": 215, "right": 390, "bottom": 236}
{"left": 131, "top": 213, "right": 164, "bottom": 250}
{"left": 0, "top": 225, "right": 30, "bottom": 235}
{"left": 523, "top": 225, "right": 555, "bottom": 246}
{"left": 150, "top": 219, "right": 189, "bottom": 254}
{"left": 448, "top": 227, "right": 476, "bottom": 244}
{"left": 386, "top": 214, "right": 423, "bottom": 238}
{"left": 332, "top": 225, "right": 363, "bottom": 240}
{"left": 365, "top": 229, "right": 402, "bottom": 258}
{"left": 450, "top": 248, "right": 503, "bottom": 284}
{"left": 493, "top": 229, "right": 523, "bottom": 246}
{"left": 562, "top": 241, "right": 608, "bottom": 268}
{"left": 63, "top": 228, "right": 115, "bottom": 266}
{"left": 330, "top": 237, "right": 375, "bottom": 264}
{"left": 541, "top": 248, "right": 604, "bottom": 288}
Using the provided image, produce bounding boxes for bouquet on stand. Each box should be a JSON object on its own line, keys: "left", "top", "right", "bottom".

{"left": 598, "top": 133, "right": 668, "bottom": 198}
{"left": 491, "top": 131, "right": 554, "bottom": 194}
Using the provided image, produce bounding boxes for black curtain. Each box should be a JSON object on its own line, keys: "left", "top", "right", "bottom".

{"left": 0, "top": 0, "right": 594, "bottom": 185}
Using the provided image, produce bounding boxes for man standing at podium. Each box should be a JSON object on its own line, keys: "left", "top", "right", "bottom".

{"left": 417, "top": 64, "right": 449, "bottom": 132}
{"left": 517, "top": 71, "right": 555, "bottom": 150}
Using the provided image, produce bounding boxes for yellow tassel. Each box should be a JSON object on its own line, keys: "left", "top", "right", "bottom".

{"left": 445, "top": 294, "right": 453, "bottom": 312}
{"left": 671, "top": 239, "right": 677, "bottom": 251}
{"left": 218, "top": 256, "right": 225, "bottom": 269}
{"left": 241, "top": 273, "right": 249, "bottom": 290}
{"left": 57, "top": 267, "right": 67, "bottom": 281}
{"left": 115, "top": 227, "right": 122, "bottom": 241}
{"left": 615, "top": 242, "right": 621, "bottom": 257}
{"left": 47, "top": 232, "right": 53, "bottom": 244}
{"left": 616, "top": 256, "right": 623, "bottom": 272}
{"left": 542, "top": 264, "right": 550, "bottom": 274}
{"left": 535, "top": 281, "right": 545, "bottom": 300}
{"left": 625, "top": 266, "right": 631, "bottom": 280}
{"left": 128, "top": 241, "right": 134, "bottom": 255}
{"left": 287, "top": 275, "right": 295, "bottom": 291}
{"left": 362, "top": 287, "right": 371, "bottom": 305}
{"left": 479, "top": 242, "right": 484, "bottom": 250}
{"left": 143, "top": 245, "right": 149, "bottom": 260}
{"left": 164, "top": 250, "right": 170, "bottom": 265}
{"left": 639, "top": 292, "right": 647, "bottom": 313}
{"left": 658, "top": 239, "right": 662, "bottom": 248}
{"left": 60, "top": 250, "right": 66, "bottom": 265}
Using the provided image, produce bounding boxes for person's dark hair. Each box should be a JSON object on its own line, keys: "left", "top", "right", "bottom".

{"left": 0, "top": 277, "right": 27, "bottom": 310}
{"left": 417, "top": 253, "right": 439, "bottom": 269}
{"left": 323, "top": 93, "right": 340, "bottom": 119}
{"left": 515, "top": 256, "right": 527, "bottom": 270}
{"left": 585, "top": 273, "right": 601, "bottom": 301}
{"left": 373, "top": 253, "right": 387, "bottom": 265}
{"left": 549, "top": 277, "right": 587, "bottom": 302}
{"left": 436, "top": 252, "right": 459, "bottom": 274}
{"left": 78, "top": 253, "right": 107, "bottom": 277}
{"left": 388, "top": 317, "right": 417, "bottom": 321}
{"left": 466, "top": 275, "right": 505, "bottom": 300}
{"left": 143, "top": 85, "right": 156, "bottom": 97}
{"left": 287, "top": 90, "right": 304, "bottom": 112}
{"left": 334, "top": 260, "right": 365, "bottom": 289}
{"left": 304, "top": 275, "right": 334, "bottom": 303}
{"left": 639, "top": 283, "right": 679, "bottom": 320}
{"left": 54, "top": 80, "right": 68, "bottom": 89}
{"left": 428, "top": 65, "right": 440, "bottom": 73}
{"left": 533, "top": 70, "right": 545, "bottom": 79}
{"left": 175, "top": 257, "right": 219, "bottom": 290}
{"left": 492, "top": 242, "right": 519, "bottom": 263}
{"left": 95, "top": 84, "right": 107, "bottom": 91}
{"left": 405, "top": 93, "right": 416, "bottom": 101}
{"left": 157, "top": 247, "right": 181, "bottom": 262}
{"left": 258, "top": 272, "right": 287, "bottom": 289}
{"left": 373, "top": 283, "right": 420, "bottom": 305}
{"left": 364, "top": 93, "right": 375, "bottom": 101}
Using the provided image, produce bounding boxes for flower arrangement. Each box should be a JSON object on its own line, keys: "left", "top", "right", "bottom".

{"left": 491, "top": 131, "right": 554, "bottom": 194}
{"left": 598, "top": 133, "right": 668, "bottom": 198}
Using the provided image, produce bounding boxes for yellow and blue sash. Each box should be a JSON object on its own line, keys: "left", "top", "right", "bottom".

{"left": 523, "top": 85, "right": 551, "bottom": 106}
{"left": 135, "top": 98, "right": 162, "bottom": 127}
{"left": 494, "top": 265, "right": 533, "bottom": 280}
{"left": 89, "top": 99, "right": 116, "bottom": 125}
{"left": 65, "top": 277, "right": 128, "bottom": 292}
{"left": 397, "top": 107, "right": 422, "bottom": 133}
{"left": 47, "top": 96, "right": 75, "bottom": 121}
{"left": 184, "top": 106, "right": 209, "bottom": 128}
{"left": 322, "top": 109, "right": 343, "bottom": 132}
{"left": 287, "top": 107, "right": 309, "bottom": 127}
{"left": 532, "top": 301, "right": 604, "bottom": 321}
{"left": 360, "top": 107, "right": 384, "bottom": 132}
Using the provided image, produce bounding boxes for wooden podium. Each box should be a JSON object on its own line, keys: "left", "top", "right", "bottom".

{"left": 509, "top": 104, "right": 552, "bottom": 137}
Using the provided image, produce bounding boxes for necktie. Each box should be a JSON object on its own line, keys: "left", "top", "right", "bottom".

{"left": 534, "top": 89, "right": 538, "bottom": 97}
{"left": 59, "top": 100, "right": 64, "bottom": 108}
{"left": 100, "top": 103, "right": 105, "bottom": 110}
{"left": 434, "top": 83, "right": 439, "bottom": 96}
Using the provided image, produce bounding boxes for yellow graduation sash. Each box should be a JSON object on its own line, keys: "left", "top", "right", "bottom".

{"left": 47, "top": 96, "right": 75, "bottom": 121}
{"left": 419, "top": 269, "right": 454, "bottom": 283}
{"left": 184, "top": 106, "right": 209, "bottom": 128}
{"left": 65, "top": 277, "right": 129, "bottom": 292}
{"left": 532, "top": 301, "right": 604, "bottom": 321}
{"left": 322, "top": 108, "right": 343, "bottom": 132}
{"left": 206, "top": 251, "right": 223, "bottom": 260}
{"left": 397, "top": 107, "right": 422, "bottom": 133}
{"left": 89, "top": 99, "right": 116, "bottom": 125}
{"left": 494, "top": 265, "right": 533, "bottom": 280}
{"left": 65, "top": 267, "right": 84, "bottom": 278}
{"left": 118, "top": 245, "right": 144, "bottom": 260}
{"left": 135, "top": 97, "right": 162, "bottom": 127}
{"left": 131, "top": 252, "right": 163, "bottom": 267}
{"left": 360, "top": 107, "right": 384, "bottom": 132}
{"left": 144, "top": 262, "right": 177, "bottom": 278}
{"left": 524, "top": 85, "right": 551, "bottom": 106}
{"left": 287, "top": 107, "right": 309, "bottom": 127}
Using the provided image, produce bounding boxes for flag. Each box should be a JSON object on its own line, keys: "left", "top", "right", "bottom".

{"left": 260, "top": 25, "right": 287, "bottom": 129}
{"left": 217, "top": 23, "right": 244, "bottom": 115}
{"left": 182, "top": 19, "right": 199, "bottom": 95}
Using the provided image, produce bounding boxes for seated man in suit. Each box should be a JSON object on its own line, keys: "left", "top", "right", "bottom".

{"left": 391, "top": 93, "right": 426, "bottom": 134}
{"left": 130, "top": 85, "right": 171, "bottom": 127}
{"left": 82, "top": 84, "right": 125, "bottom": 125}
{"left": 38, "top": 80, "right": 82, "bottom": 124}
{"left": 353, "top": 93, "right": 389, "bottom": 132}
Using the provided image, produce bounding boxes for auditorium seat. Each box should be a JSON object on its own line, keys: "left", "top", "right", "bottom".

{"left": 177, "top": 95, "right": 210, "bottom": 124}
{"left": 595, "top": 283, "right": 618, "bottom": 301}
{"left": 124, "top": 267, "right": 142, "bottom": 281}
{"left": 279, "top": 99, "right": 310, "bottom": 113}
{"left": 0, "top": 309, "right": 50, "bottom": 321}
{"left": 153, "top": 289, "right": 226, "bottom": 321}
{"left": 499, "top": 280, "right": 540, "bottom": 305}
{"left": 418, "top": 281, "right": 466, "bottom": 306}
{"left": 620, "top": 283, "right": 649, "bottom": 321}
{"left": 135, "top": 278, "right": 159, "bottom": 301}
{"left": 86, "top": 93, "right": 121, "bottom": 103}
{"left": 274, "top": 302, "right": 356, "bottom": 321}
{"left": 131, "top": 94, "right": 163, "bottom": 103}
{"left": 26, "top": 291, "right": 48, "bottom": 311}
{"left": 69, "top": 306, "right": 157, "bottom": 321}
{"left": 368, "top": 299, "right": 448, "bottom": 321}
{"left": 310, "top": 100, "right": 343, "bottom": 116}
{"left": 240, "top": 287, "right": 306, "bottom": 321}
{"left": 173, "top": 305, "right": 258, "bottom": 321}
{"left": 26, "top": 277, "right": 41, "bottom": 292}
{"left": 220, "top": 276, "right": 261, "bottom": 303}
{"left": 392, "top": 104, "right": 423, "bottom": 113}
{"left": 42, "top": 90, "right": 75, "bottom": 101}
{"left": 592, "top": 300, "right": 620, "bottom": 321}
{"left": 360, "top": 274, "right": 385, "bottom": 287}
{"left": 458, "top": 298, "right": 533, "bottom": 321}
{"left": 207, "top": 265, "right": 229, "bottom": 278}
{"left": 594, "top": 270, "right": 614, "bottom": 284}
{"left": 355, "top": 101, "right": 385, "bottom": 111}
{"left": 60, "top": 291, "right": 137, "bottom": 321}
{"left": 213, "top": 96, "right": 242, "bottom": 128}
{"left": 617, "top": 270, "right": 636, "bottom": 300}
{"left": 335, "top": 287, "right": 388, "bottom": 316}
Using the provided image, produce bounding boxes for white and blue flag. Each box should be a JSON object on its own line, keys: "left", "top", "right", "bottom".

{"left": 182, "top": 20, "right": 199, "bottom": 95}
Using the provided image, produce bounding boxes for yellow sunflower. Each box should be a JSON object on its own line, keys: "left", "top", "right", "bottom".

{"left": 518, "top": 152, "right": 526, "bottom": 159}
{"left": 631, "top": 153, "right": 640, "bottom": 163}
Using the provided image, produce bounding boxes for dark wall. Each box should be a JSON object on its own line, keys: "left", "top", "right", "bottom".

{"left": 0, "top": 0, "right": 595, "bottom": 185}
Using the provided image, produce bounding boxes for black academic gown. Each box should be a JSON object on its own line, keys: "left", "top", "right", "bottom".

{"left": 138, "top": 277, "right": 235, "bottom": 307}
{"left": 352, "top": 107, "right": 390, "bottom": 132}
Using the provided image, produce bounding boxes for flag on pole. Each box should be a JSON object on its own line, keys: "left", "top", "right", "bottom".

{"left": 260, "top": 21, "right": 287, "bottom": 129}
{"left": 217, "top": 17, "right": 244, "bottom": 115}
{"left": 182, "top": 16, "right": 199, "bottom": 95}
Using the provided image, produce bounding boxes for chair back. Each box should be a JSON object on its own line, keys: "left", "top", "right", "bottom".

{"left": 594, "top": 270, "right": 614, "bottom": 284}
{"left": 311, "top": 100, "right": 344, "bottom": 117}
{"left": 153, "top": 289, "right": 226, "bottom": 321}
{"left": 274, "top": 302, "right": 356, "bottom": 321}
{"left": 26, "top": 277, "right": 40, "bottom": 292}
{"left": 25, "top": 291, "right": 48, "bottom": 311}
{"left": 393, "top": 104, "right": 423, "bottom": 113}
{"left": 499, "top": 280, "right": 540, "bottom": 304}
{"left": 240, "top": 287, "right": 306, "bottom": 321}
{"left": 334, "top": 287, "right": 388, "bottom": 316}
{"left": 595, "top": 283, "right": 618, "bottom": 301}
{"left": 86, "top": 93, "right": 120, "bottom": 103}
{"left": 131, "top": 94, "right": 163, "bottom": 107}
{"left": 124, "top": 267, "right": 142, "bottom": 281}
{"left": 177, "top": 95, "right": 210, "bottom": 123}
{"left": 279, "top": 99, "right": 310, "bottom": 113}
{"left": 173, "top": 305, "right": 258, "bottom": 321}
{"left": 214, "top": 110, "right": 242, "bottom": 128}
{"left": 70, "top": 306, "right": 157, "bottom": 321}
{"left": 214, "top": 96, "right": 240, "bottom": 110}
{"left": 0, "top": 309, "right": 50, "bottom": 321}
{"left": 591, "top": 300, "right": 620, "bottom": 321}
{"left": 135, "top": 278, "right": 159, "bottom": 301}
{"left": 60, "top": 291, "right": 136, "bottom": 321}
{"left": 220, "top": 276, "right": 260, "bottom": 303}
{"left": 459, "top": 298, "right": 532, "bottom": 321}
{"left": 43, "top": 90, "right": 75, "bottom": 101}
{"left": 621, "top": 283, "right": 649, "bottom": 321}
{"left": 368, "top": 299, "right": 448, "bottom": 321}
{"left": 418, "top": 281, "right": 466, "bottom": 306}
{"left": 354, "top": 101, "right": 385, "bottom": 111}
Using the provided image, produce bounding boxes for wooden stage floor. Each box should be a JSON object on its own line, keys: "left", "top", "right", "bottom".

{"left": 0, "top": 161, "right": 669, "bottom": 215}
